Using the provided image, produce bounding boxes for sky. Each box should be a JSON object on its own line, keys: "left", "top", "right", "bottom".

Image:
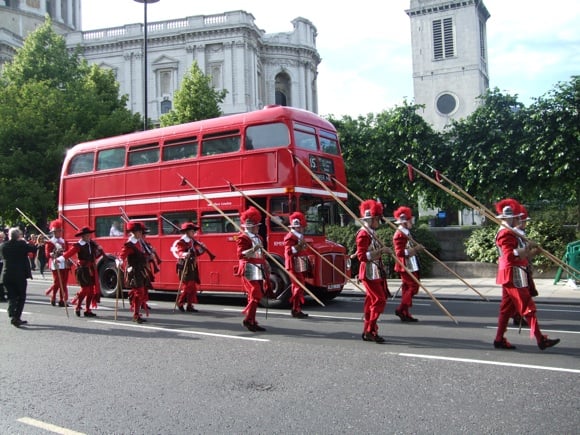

{"left": 81, "top": 0, "right": 580, "bottom": 118}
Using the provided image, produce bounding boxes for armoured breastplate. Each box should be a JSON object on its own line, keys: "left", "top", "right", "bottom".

{"left": 511, "top": 235, "right": 528, "bottom": 288}
{"left": 244, "top": 234, "right": 265, "bottom": 280}
{"left": 293, "top": 236, "right": 310, "bottom": 272}
{"left": 405, "top": 238, "right": 419, "bottom": 272}
{"left": 365, "top": 237, "right": 383, "bottom": 280}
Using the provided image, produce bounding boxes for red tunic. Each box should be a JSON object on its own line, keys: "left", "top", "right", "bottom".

{"left": 355, "top": 227, "right": 388, "bottom": 335}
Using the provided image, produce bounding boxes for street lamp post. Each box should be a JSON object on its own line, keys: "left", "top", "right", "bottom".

{"left": 134, "top": 0, "right": 159, "bottom": 130}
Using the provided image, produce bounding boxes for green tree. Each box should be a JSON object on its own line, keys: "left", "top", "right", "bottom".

{"left": 443, "top": 88, "right": 528, "bottom": 210}
{"left": 160, "top": 61, "right": 227, "bottom": 126}
{"left": 0, "top": 17, "right": 141, "bottom": 225}
{"left": 329, "top": 101, "right": 443, "bottom": 217}
{"left": 525, "top": 76, "right": 580, "bottom": 226}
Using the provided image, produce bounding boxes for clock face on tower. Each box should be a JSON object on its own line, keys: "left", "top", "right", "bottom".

{"left": 436, "top": 93, "right": 458, "bottom": 115}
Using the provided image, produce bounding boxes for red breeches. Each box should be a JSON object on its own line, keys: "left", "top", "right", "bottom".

{"left": 289, "top": 271, "right": 305, "bottom": 312}
{"left": 74, "top": 285, "right": 95, "bottom": 312}
{"left": 47, "top": 269, "right": 70, "bottom": 302}
{"left": 177, "top": 281, "right": 199, "bottom": 306}
{"left": 496, "top": 285, "right": 542, "bottom": 342}
{"left": 129, "top": 287, "right": 148, "bottom": 319}
{"left": 242, "top": 278, "right": 263, "bottom": 324}
{"left": 361, "top": 278, "right": 388, "bottom": 334}
{"left": 397, "top": 271, "right": 419, "bottom": 315}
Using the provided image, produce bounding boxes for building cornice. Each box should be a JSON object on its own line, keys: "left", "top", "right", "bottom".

{"left": 406, "top": 0, "right": 489, "bottom": 20}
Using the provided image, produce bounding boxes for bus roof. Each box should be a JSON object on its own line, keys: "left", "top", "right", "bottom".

{"left": 67, "top": 106, "right": 336, "bottom": 154}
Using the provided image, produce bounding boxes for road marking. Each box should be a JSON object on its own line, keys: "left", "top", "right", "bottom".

{"left": 485, "top": 326, "right": 580, "bottom": 335}
{"left": 395, "top": 353, "right": 580, "bottom": 374}
{"left": 17, "top": 417, "right": 86, "bottom": 435}
{"left": 221, "top": 308, "right": 361, "bottom": 321}
{"left": 92, "top": 320, "right": 270, "bottom": 342}
{"left": 540, "top": 308, "right": 580, "bottom": 313}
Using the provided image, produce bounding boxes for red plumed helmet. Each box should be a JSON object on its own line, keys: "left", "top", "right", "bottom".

{"left": 49, "top": 219, "right": 63, "bottom": 231}
{"left": 393, "top": 206, "right": 413, "bottom": 224}
{"left": 289, "top": 212, "right": 307, "bottom": 228}
{"left": 241, "top": 206, "right": 262, "bottom": 228}
{"left": 495, "top": 198, "right": 522, "bottom": 219}
{"left": 359, "top": 199, "right": 383, "bottom": 219}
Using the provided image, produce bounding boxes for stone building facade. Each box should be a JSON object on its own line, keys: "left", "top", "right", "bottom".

{"left": 65, "top": 10, "right": 320, "bottom": 123}
{"left": 0, "top": 2, "right": 320, "bottom": 124}
{"left": 0, "top": 0, "right": 80, "bottom": 69}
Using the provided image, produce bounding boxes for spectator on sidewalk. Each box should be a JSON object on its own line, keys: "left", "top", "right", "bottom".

{"left": 0, "top": 227, "right": 37, "bottom": 327}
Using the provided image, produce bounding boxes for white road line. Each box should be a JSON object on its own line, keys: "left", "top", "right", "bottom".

{"left": 92, "top": 320, "right": 270, "bottom": 342}
{"left": 540, "top": 308, "right": 580, "bottom": 313}
{"left": 484, "top": 326, "right": 580, "bottom": 334}
{"left": 221, "top": 307, "right": 361, "bottom": 321}
{"left": 17, "top": 417, "right": 86, "bottom": 435}
{"left": 395, "top": 352, "right": 580, "bottom": 374}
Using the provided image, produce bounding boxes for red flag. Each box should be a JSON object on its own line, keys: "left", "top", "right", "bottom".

{"left": 435, "top": 170, "right": 442, "bottom": 183}
{"left": 407, "top": 164, "right": 414, "bottom": 182}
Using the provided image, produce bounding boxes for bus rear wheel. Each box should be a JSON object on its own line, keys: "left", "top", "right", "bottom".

{"left": 99, "top": 259, "right": 122, "bottom": 298}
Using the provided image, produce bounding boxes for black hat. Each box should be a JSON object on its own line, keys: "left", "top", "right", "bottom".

{"left": 126, "top": 221, "right": 147, "bottom": 233}
{"left": 75, "top": 226, "right": 95, "bottom": 237}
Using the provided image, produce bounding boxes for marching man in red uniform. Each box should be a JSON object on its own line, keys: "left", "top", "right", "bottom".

{"left": 356, "top": 199, "right": 392, "bottom": 343}
{"left": 493, "top": 198, "right": 559, "bottom": 351}
{"left": 511, "top": 204, "right": 534, "bottom": 327}
{"left": 392, "top": 206, "right": 424, "bottom": 322}
{"left": 118, "top": 222, "right": 151, "bottom": 324}
{"left": 45, "top": 219, "right": 71, "bottom": 307}
{"left": 58, "top": 226, "right": 103, "bottom": 317}
{"left": 284, "top": 211, "right": 310, "bottom": 319}
{"left": 172, "top": 222, "right": 211, "bottom": 313}
{"left": 236, "top": 206, "right": 269, "bottom": 332}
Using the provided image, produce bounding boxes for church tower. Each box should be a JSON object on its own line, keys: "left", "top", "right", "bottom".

{"left": 406, "top": 0, "right": 490, "bottom": 130}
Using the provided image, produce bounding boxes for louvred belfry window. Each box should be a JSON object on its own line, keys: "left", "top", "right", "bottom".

{"left": 433, "top": 17, "right": 455, "bottom": 60}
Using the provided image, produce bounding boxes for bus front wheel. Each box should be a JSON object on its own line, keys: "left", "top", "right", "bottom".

{"left": 260, "top": 266, "right": 290, "bottom": 309}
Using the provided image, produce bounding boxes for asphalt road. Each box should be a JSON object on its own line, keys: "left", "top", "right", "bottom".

{"left": 1, "top": 279, "right": 579, "bottom": 434}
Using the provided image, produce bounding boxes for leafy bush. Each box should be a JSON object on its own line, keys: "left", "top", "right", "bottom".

{"left": 464, "top": 226, "right": 498, "bottom": 263}
{"left": 464, "top": 220, "right": 576, "bottom": 271}
{"left": 325, "top": 222, "right": 440, "bottom": 278}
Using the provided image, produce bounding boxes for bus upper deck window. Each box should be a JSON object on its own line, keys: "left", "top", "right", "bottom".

{"left": 294, "top": 130, "right": 317, "bottom": 151}
{"left": 245, "top": 123, "right": 290, "bottom": 150}
{"left": 162, "top": 137, "right": 198, "bottom": 161}
{"left": 320, "top": 131, "right": 340, "bottom": 155}
{"left": 97, "top": 147, "right": 125, "bottom": 171}
{"left": 128, "top": 144, "right": 160, "bottom": 166}
{"left": 201, "top": 135, "right": 241, "bottom": 156}
{"left": 68, "top": 152, "right": 95, "bottom": 174}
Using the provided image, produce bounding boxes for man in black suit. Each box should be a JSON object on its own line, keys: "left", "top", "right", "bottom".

{"left": 0, "top": 227, "right": 37, "bottom": 327}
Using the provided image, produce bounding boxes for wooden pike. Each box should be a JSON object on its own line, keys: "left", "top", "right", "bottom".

{"left": 331, "top": 176, "right": 488, "bottom": 301}
{"left": 403, "top": 161, "right": 580, "bottom": 278}
{"left": 225, "top": 179, "right": 366, "bottom": 295}
{"left": 288, "top": 151, "right": 458, "bottom": 324}
{"left": 177, "top": 173, "right": 325, "bottom": 307}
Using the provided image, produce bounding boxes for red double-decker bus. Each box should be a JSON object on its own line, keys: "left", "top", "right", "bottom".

{"left": 58, "top": 105, "right": 350, "bottom": 307}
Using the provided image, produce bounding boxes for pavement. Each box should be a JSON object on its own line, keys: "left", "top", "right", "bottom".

{"left": 27, "top": 270, "right": 580, "bottom": 305}
{"left": 342, "top": 276, "right": 580, "bottom": 305}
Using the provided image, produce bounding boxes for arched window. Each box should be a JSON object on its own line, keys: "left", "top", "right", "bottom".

{"left": 275, "top": 72, "right": 291, "bottom": 107}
